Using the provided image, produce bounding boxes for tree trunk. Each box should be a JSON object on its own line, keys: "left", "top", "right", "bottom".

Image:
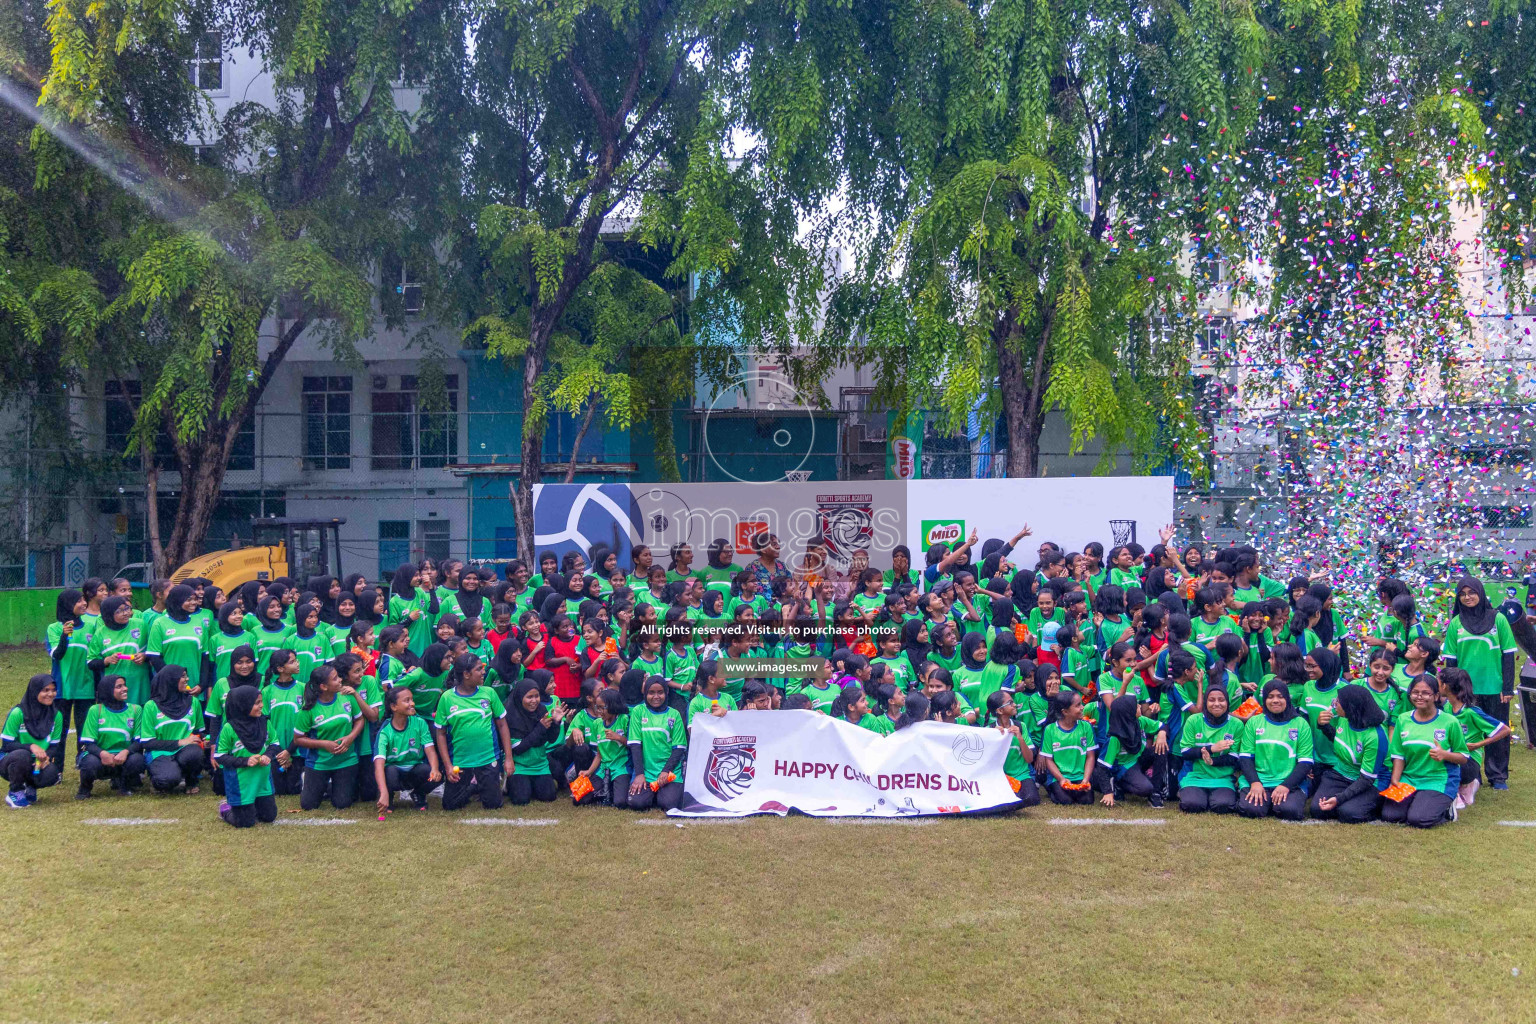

{"left": 162, "top": 421, "right": 244, "bottom": 569}
{"left": 563, "top": 394, "right": 599, "bottom": 483}
{"left": 995, "top": 304, "right": 1052, "bottom": 477}
{"left": 650, "top": 405, "right": 680, "bottom": 482}
{"left": 142, "top": 448, "right": 167, "bottom": 577}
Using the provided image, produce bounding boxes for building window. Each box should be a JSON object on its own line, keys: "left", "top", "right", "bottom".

{"left": 302, "top": 376, "right": 353, "bottom": 470}
{"left": 228, "top": 412, "right": 255, "bottom": 471}
{"left": 370, "top": 374, "right": 458, "bottom": 470}
{"left": 103, "top": 381, "right": 175, "bottom": 470}
{"left": 417, "top": 519, "right": 450, "bottom": 563}
{"left": 189, "top": 32, "right": 224, "bottom": 93}
{"left": 381, "top": 254, "right": 423, "bottom": 314}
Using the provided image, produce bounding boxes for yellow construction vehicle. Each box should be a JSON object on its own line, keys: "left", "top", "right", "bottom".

{"left": 170, "top": 518, "right": 347, "bottom": 593}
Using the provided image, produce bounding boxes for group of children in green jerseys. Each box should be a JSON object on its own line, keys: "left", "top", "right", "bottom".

{"left": 4, "top": 529, "right": 1524, "bottom": 829}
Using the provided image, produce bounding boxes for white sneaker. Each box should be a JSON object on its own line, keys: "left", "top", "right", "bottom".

{"left": 1454, "top": 796, "right": 1466, "bottom": 810}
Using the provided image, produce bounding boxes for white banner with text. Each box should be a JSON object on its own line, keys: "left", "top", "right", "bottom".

{"left": 670, "top": 711, "right": 1022, "bottom": 818}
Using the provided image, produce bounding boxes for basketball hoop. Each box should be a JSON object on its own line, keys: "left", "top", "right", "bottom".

{"left": 1110, "top": 519, "right": 1138, "bottom": 546}
{"left": 783, "top": 470, "right": 812, "bottom": 482}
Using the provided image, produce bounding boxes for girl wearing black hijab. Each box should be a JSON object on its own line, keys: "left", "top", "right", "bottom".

{"left": 1, "top": 675, "right": 64, "bottom": 806}
{"left": 76, "top": 673, "right": 147, "bottom": 798}
{"left": 505, "top": 678, "right": 561, "bottom": 805}
{"left": 47, "top": 588, "right": 94, "bottom": 766}
{"left": 216, "top": 685, "right": 279, "bottom": 827}
{"left": 204, "top": 644, "right": 260, "bottom": 798}
{"left": 87, "top": 594, "right": 152, "bottom": 707}
{"left": 340, "top": 573, "right": 369, "bottom": 604}
{"left": 139, "top": 665, "right": 206, "bottom": 794}
{"left": 236, "top": 581, "right": 266, "bottom": 619}
{"left": 251, "top": 594, "right": 291, "bottom": 676}
{"left": 354, "top": 587, "right": 385, "bottom": 629}
{"left": 901, "top": 618, "right": 932, "bottom": 683}
{"left": 306, "top": 575, "right": 341, "bottom": 625}
{"left": 1235, "top": 681, "right": 1312, "bottom": 821}
{"left": 1301, "top": 647, "right": 1344, "bottom": 788}
{"left": 1175, "top": 686, "right": 1244, "bottom": 814}
{"left": 387, "top": 563, "right": 440, "bottom": 657}
{"left": 445, "top": 567, "right": 486, "bottom": 624}
{"left": 1308, "top": 683, "right": 1389, "bottom": 823}
{"left": 1097, "top": 694, "right": 1167, "bottom": 808}
{"left": 1442, "top": 575, "right": 1517, "bottom": 789}
{"left": 145, "top": 584, "right": 207, "bottom": 686}
{"left": 490, "top": 636, "right": 524, "bottom": 699}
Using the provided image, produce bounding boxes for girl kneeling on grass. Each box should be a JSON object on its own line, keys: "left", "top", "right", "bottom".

{"left": 2, "top": 675, "right": 64, "bottom": 807}
{"left": 1308, "top": 684, "right": 1388, "bottom": 824}
{"left": 505, "top": 677, "right": 563, "bottom": 805}
{"left": 1439, "top": 668, "right": 1510, "bottom": 811}
{"left": 626, "top": 677, "right": 687, "bottom": 811}
{"left": 77, "top": 675, "right": 146, "bottom": 798}
{"left": 1382, "top": 676, "right": 1469, "bottom": 828}
{"left": 434, "top": 655, "right": 515, "bottom": 812}
{"left": 139, "top": 666, "right": 206, "bottom": 795}
{"left": 216, "top": 686, "right": 279, "bottom": 828}
{"left": 373, "top": 686, "right": 441, "bottom": 812}
{"left": 1235, "top": 681, "right": 1311, "bottom": 821}
{"left": 984, "top": 690, "right": 1041, "bottom": 807}
{"left": 1175, "top": 687, "right": 1243, "bottom": 814}
{"left": 293, "top": 664, "right": 364, "bottom": 811}
{"left": 1039, "top": 690, "right": 1097, "bottom": 805}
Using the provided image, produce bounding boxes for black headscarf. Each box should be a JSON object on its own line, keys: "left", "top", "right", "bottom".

{"left": 330, "top": 594, "right": 357, "bottom": 631}
{"left": 96, "top": 673, "right": 128, "bottom": 712}
{"left": 99, "top": 595, "right": 133, "bottom": 633}
{"left": 1307, "top": 583, "right": 1336, "bottom": 644}
{"left": 225, "top": 685, "right": 269, "bottom": 755}
{"left": 960, "top": 631, "right": 988, "bottom": 671}
{"left": 256, "top": 595, "right": 286, "bottom": 632}
{"left": 618, "top": 667, "right": 647, "bottom": 708}
{"left": 901, "top": 618, "right": 931, "bottom": 662}
{"left": 419, "top": 642, "right": 452, "bottom": 678}
{"left": 355, "top": 587, "right": 384, "bottom": 626}
{"left": 454, "top": 570, "right": 486, "bottom": 621}
{"left": 306, "top": 576, "right": 339, "bottom": 623}
{"left": 226, "top": 644, "right": 260, "bottom": 688}
{"left": 505, "top": 678, "right": 545, "bottom": 741}
{"left": 1260, "top": 679, "right": 1301, "bottom": 723}
{"left": 292, "top": 601, "right": 320, "bottom": 637}
{"left": 990, "top": 597, "right": 1017, "bottom": 630}
{"left": 1106, "top": 694, "right": 1146, "bottom": 758}
{"left": 55, "top": 588, "right": 84, "bottom": 626}
{"left": 217, "top": 600, "right": 245, "bottom": 637}
{"left": 340, "top": 573, "right": 368, "bottom": 600}
{"left": 1452, "top": 576, "right": 1496, "bottom": 635}
{"left": 706, "top": 538, "right": 734, "bottom": 569}
{"left": 491, "top": 636, "right": 522, "bottom": 684}
{"left": 1286, "top": 576, "right": 1310, "bottom": 609}
{"left": 17, "top": 674, "right": 57, "bottom": 742}
{"left": 151, "top": 665, "right": 192, "bottom": 720}
{"left": 236, "top": 581, "right": 264, "bottom": 615}
{"left": 165, "top": 584, "right": 195, "bottom": 623}
{"left": 1033, "top": 662, "right": 1058, "bottom": 693}
{"left": 1337, "top": 683, "right": 1387, "bottom": 731}
{"left": 1201, "top": 685, "right": 1230, "bottom": 727}
{"left": 1310, "top": 647, "right": 1342, "bottom": 690}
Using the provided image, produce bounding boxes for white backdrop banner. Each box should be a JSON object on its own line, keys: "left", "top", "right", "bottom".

{"left": 670, "top": 711, "right": 1022, "bottom": 818}
{"left": 905, "top": 476, "right": 1175, "bottom": 554}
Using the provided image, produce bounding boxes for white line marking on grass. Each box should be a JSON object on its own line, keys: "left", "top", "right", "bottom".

{"left": 459, "top": 817, "right": 560, "bottom": 826}
{"left": 275, "top": 817, "right": 359, "bottom": 826}
{"left": 824, "top": 817, "right": 935, "bottom": 825}
{"left": 83, "top": 817, "right": 179, "bottom": 825}
{"left": 638, "top": 817, "right": 751, "bottom": 825}
{"left": 1498, "top": 820, "right": 1536, "bottom": 827}
{"left": 1047, "top": 818, "right": 1165, "bottom": 826}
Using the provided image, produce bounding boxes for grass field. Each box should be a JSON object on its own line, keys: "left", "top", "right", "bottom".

{"left": 2, "top": 644, "right": 1534, "bottom": 1024}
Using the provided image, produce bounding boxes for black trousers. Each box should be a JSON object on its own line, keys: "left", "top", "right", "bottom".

{"left": 270, "top": 753, "right": 304, "bottom": 795}
{"left": 51, "top": 697, "right": 94, "bottom": 762}
{"left": 1178, "top": 785, "right": 1238, "bottom": 814}
{"left": 224, "top": 795, "right": 278, "bottom": 828}
{"left": 383, "top": 763, "right": 435, "bottom": 806}
{"left": 1474, "top": 694, "right": 1510, "bottom": 784}
{"left": 442, "top": 765, "right": 503, "bottom": 810}
{"left": 300, "top": 761, "right": 359, "bottom": 810}
{"left": 1015, "top": 777, "right": 1042, "bottom": 808}
{"left": 507, "top": 772, "right": 558, "bottom": 805}
{"left": 1046, "top": 780, "right": 1093, "bottom": 805}
{"left": 1235, "top": 783, "right": 1307, "bottom": 821}
{"left": 1100, "top": 750, "right": 1167, "bottom": 802}
{"left": 147, "top": 745, "right": 203, "bottom": 792}
{"left": 608, "top": 773, "right": 633, "bottom": 809}
{"left": 1307, "top": 768, "right": 1381, "bottom": 823}
{"left": 628, "top": 779, "right": 683, "bottom": 811}
{"left": 1, "top": 748, "right": 62, "bottom": 792}
{"left": 1381, "top": 789, "right": 1455, "bottom": 828}
{"left": 77, "top": 751, "right": 146, "bottom": 792}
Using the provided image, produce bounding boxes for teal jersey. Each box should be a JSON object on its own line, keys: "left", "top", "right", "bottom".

{"left": 1363, "top": 680, "right": 1406, "bottom": 724}
{"left": 958, "top": 661, "right": 1014, "bottom": 712}
{"left": 1040, "top": 718, "right": 1095, "bottom": 783}
{"left": 663, "top": 647, "right": 700, "bottom": 696}
{"left": 592, "top": 713, "right": 632, "bottom": 778}
{"left": 78, "top": 701, "right": 141, "bottom": 754}
{"left": 387, "top": 591, "right": 438, "bottom": 656}
{"left": 1191, "top": 615, "right": 1238, "bottom": 648}
{"left": 250, "top": 623, "right": 291, "bottom": 675}
{"left": 626, "top": 703, "right": 685, "bottom": 783}
{"left": 859, "top": 713, "right": 895, "bottom": 736}
{"left": 1238, "top": 713, "right": 1313, "bottom": 787}
{"left": 1175, "top": 713, "right": 1245, "bottom": 789}
{"left": 2, "top": 704, "right": 67, "bottom": 749}
{"left": 1299, "top": 682, "right": 1341, "bottom": 767}
{"left": 46, "top": 620, "right": 95, "bottom": 699}
{"left": 435, "top": 686, "right": 507, "bottom": 771}
{"left": 1390, "top": 709, "right": 1468, "bottom": 796}
{"left": 215, "top": 721, "right": 275, "bottom": 806}
{"left": 136, "top": 696, "right": 205, "bottom": 761}
{"left": 145, "top": 616, "right": 207, "bottom": 684}
{"left": 1107, "top": 568, "right": 1142, "bottom": 590}
{"left": 398, "top": 666, "right": 452, "bottom": 717}
{"left": 204, "top": 629, "right": 251, "bottom": 690}
{"left": 295, "top": 695, "right": 361, "bottom": 770}
{"left": 374, "top": 715, "right": 434, "bottom": 770}
{"left": 86, "top": 621, "right": 152, "bottom": 707}
{"left": 279, "top": 628, "right": 334, "bottom": 686}
{"left": 1442, "top": 614, "right": 1517, "bottom": 696}
{"left": 928, "top": 647, "right": 963, "bottom": 673}
{"left": 1330, "top": 721, "right": 1390, "bottom": 787}
{"left": 260, "top": 681, "right": 305, "bottom": 750}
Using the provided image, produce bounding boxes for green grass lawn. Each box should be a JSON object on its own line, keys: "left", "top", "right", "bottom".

{"left": 2, "top": 644, "right": 1533, "bottom": 1023}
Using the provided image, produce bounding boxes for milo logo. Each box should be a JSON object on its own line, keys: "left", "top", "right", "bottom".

{"left": 922, "top": 519, "right": 964, "bottom": 548}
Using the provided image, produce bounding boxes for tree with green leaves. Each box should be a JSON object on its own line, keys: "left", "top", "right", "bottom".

{"left": 31, "top": 0, "right": 462, "bottom": 570}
